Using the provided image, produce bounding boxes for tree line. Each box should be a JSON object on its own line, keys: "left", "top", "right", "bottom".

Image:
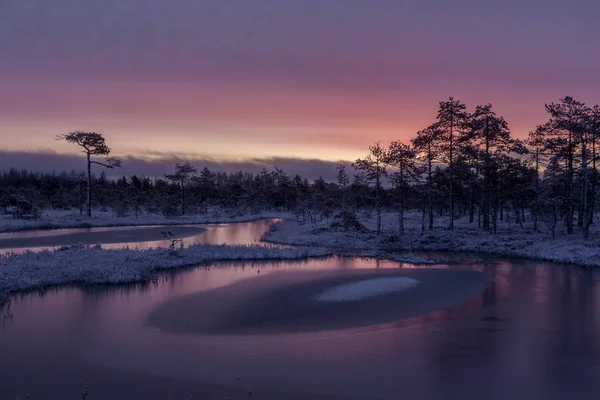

{"left": 352, "top": 96, "right": 600, "bottom": 238}
{"left": 0, "top": 165, "right": 352, "bottom": 220}
{"left": 2, "top": 96, "right": 599, "bottom": 239}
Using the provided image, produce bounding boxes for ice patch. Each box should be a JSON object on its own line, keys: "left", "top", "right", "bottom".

{"left": 313, "top": 277, "right": 420, "bottom": 302}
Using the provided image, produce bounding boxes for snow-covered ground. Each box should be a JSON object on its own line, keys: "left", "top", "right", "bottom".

{"left": 265, "top": 210, "right": 600, "bottom": 268}
{"left": 0, "top": 243, "right": 331, "bottom": 305}
{"left": 4, "top": 207, "right": 600, "bottom": 307}
{"left": 313, "top": 277, "right": 420, "bottom": 302}
{"left": 0, "top": 209, "right": 287, "bottom": 233}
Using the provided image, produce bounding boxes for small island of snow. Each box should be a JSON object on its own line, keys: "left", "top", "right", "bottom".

{"left": 313, "top": 277, "right": 420, "bottom": 303}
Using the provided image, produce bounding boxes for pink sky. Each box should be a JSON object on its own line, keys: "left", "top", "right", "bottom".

{"left": 1, "top": 0, "right": 599, "bottom": 164}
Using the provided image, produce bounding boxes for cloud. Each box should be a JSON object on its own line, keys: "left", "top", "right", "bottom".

{"left": 0, "top": 151, "right": 353, "bottom": 182}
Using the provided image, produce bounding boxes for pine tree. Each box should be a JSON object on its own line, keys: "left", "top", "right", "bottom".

{"left": 352, "top": 142, "right": 387, "bottom": 235}
{"left": 434, "top": 97, "right": 470, "bottom": 229}
{"left": 465, "top": 104, "right": 522, "bottom": 232}
{"left": 165, "top": 162, "right": 197, "bottom": 215}
{"left": 387, "top": 141, "right": 417, "bottom": 236}
{"left": 543, "top": 97, "right": 588, "bottom": 234}
{"left": 56, "top": 131, "right": 121, "bottom": 218}
{"left": 525, "top": 125, "right": 547, "bottom": 232}
{"left": 336, "top": 164, "right": 350, "bottom": 210}
{"left": 412, "top": 124, "right": 443, "bottom": 230}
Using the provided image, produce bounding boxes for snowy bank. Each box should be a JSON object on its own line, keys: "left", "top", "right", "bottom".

{"left": 313, "top": 277, "right": 420, "bottom": 302}
{"left": 0, "top": 243, "right": 331, "bottom": 304}
{"left": 0, "top": 209, "right": 288, "bottom": 233}
{"left": 265, "top": 211, "right": 600, "bottom": 268}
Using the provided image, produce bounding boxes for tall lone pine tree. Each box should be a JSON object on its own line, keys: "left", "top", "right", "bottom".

{"left": 56, "top": 131, "right": 121, "bottom": 218}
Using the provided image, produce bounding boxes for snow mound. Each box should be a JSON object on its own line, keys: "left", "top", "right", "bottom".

{"left": 313, "top": 277, "right": 420, "bottom": 303}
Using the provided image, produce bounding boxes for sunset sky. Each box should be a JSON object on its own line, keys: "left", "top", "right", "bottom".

{"left": 1, "top": 0, "right": 600, "bottom": 176}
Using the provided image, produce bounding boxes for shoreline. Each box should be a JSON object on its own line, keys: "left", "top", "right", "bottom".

{"left": 0, "top": 210, "right": 285, "bottom": 233}
{"left": 264, "top": 217, "right": 600, "bottom": 268}
{"left": 0, "top": 243, "right": 332, "bottom": 308}
{"left": 6, "top": 210, "right": 599, "bottom": 269}
{"left": 0, "top": 225, "right": 208, "bottom": 250}
{"left": 3, "top": 214, "right": 598, "bottom": 310}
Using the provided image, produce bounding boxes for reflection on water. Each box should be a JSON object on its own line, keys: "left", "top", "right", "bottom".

{"left": 0, "top": 218, "right": 282, "bottom": 254}
{"left": 0, "top": 224, "right": 154, "bottom": 239}
{"left": 102, "top": 219, "right": 286, "bottom": 250}
{"left": 2, "top": 243, "right": 600, "bottom": 399}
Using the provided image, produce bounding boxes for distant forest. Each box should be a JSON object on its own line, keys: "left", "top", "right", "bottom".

{"left": 2, "top": 96, "right": 599, "bottom": 238}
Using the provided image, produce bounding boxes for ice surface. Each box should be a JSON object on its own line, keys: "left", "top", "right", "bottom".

{"left": 313, "top": 277, "right": 420, "bottom": 302}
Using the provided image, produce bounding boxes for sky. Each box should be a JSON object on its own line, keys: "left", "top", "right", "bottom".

{"left": 1, "top": 0, "right": 600, "bottom": 178}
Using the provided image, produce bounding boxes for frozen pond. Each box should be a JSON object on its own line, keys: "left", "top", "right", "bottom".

{"left": 1, "top": 220, "right": 600, "bottom": 399}
{"left": 312, "top": 276, "right": 421, "bottom": 302}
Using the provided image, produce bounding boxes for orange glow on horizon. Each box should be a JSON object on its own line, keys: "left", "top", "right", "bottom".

{"left": 0, "top": 78, "right": 559, "bottom": 162}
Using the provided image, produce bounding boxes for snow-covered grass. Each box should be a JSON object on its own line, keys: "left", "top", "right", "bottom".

{"left": 0, "top": 242, "right": 332, "bottom": 305}
{"left": 0, "top": 208, "right": 289, "bottom": 233}
{"left": 387, "top": 253, "right": 444, "bottom": 265}
{"left": 265, "top": 210, "right": 600, "bottom": 268}
{"left": 313, "top": 277, "right": 420, "bottom": 302}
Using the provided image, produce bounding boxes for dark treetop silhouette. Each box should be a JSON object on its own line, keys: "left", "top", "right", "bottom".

{"left": 56, "top": 131, "right": 121, "bottom": 218}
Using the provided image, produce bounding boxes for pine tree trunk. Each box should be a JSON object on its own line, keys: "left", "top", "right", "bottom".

{"left": 533, "top": 149, "right": 539, "bottom": 232}
{"left": 181, "top": 181, "right": 185, "bottom": 215}
{"left": 492, "top": 179, "right": 499, "bottom": 234}
{"left": 421, "top": 200, "right": 426, "bottom": 233}
{"left": 398, "top": 170, "right": 405, "bottom": 236}
{"left": 567, "top": 131, "right": 574, "bottom": 234}
{"left": 449, "top": 116, "right": 454, "bottom": 230}
{"left": 589, "top": 138, "right": 597, "bottom": 227}
{"left": 428, "top": 152, "right": 433, "bottom": 230}
{"left": 582, "top": 135, "right": 589, "bottom": 238}
{"left": 492, "top": 200, "right": 498, "bottom": 234}
{"left": 79, "top": 183, "right": 83, "bottom": 215}
{"left": 469, "top": 184, "right": 474, "bottom": 223}
{"left": 399, "top": 206, "right": 404, "bottom": 236}
{"left": 376, "top": 166, "right": 381, "bottom": 236}
{"left": 483, "top": 197, "right": 489, "bottom": 231}
{"left": 86, "top": 152, "right": 92, "bottom": 218}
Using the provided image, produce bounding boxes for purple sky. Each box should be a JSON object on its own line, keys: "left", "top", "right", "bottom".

{"left": 1, "top": 0, "right": 599, "bottom": 177}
